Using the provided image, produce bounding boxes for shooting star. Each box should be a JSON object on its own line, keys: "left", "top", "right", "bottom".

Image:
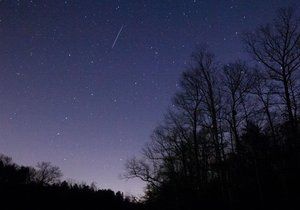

{"left": 111, "top": 24, "right": 124, "bottom": 49}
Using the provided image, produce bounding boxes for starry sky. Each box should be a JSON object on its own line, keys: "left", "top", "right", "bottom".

{"left": 0, "top": 0, "right": 299, "bottom": 196}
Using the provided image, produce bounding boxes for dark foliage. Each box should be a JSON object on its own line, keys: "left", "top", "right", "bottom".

{"left": 0, "top": 156, "right": 142, "bottom": 210}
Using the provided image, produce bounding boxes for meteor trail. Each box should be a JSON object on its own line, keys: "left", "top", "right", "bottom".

{"left": 111, "top": 25, "right": 124, "bottom": 49}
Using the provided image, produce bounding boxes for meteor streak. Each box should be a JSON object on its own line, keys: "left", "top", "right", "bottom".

{"left": 111, "top": 24, "right": 124, "bottom": 49}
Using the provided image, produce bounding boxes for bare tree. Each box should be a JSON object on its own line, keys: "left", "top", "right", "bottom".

{"left": 244, "top": 8, "right": 300, "bottom": 131}
{"left": 190, "top": 48, "right": 223, "bottom": 165}
{"left": 173, "top": 70, "right": 203, "bottom": 182}
{"left": 35, "top": 162, "right": 62, "bottom": 185}
{"left": 125, "top": 47, "right": 226, "bottom": 200}
{"left": 222, "top": 61, "right": 254, "bottom": 153}
{"left": 251, "top": 68, "right": 279, "bottom": 144}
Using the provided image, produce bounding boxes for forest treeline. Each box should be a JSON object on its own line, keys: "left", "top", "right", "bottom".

{"left": 125, "top": 8, "right": 300, "bottom": 210}
{"left": 0, "top": 154, "right": 141, "bottom": 210}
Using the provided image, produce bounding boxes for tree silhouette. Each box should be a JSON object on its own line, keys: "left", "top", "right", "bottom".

{"left": 34, "top": 161, "right": 62, "bottom": 185}
{"left": 0, "top": 154, "right": 141, "bottom": 210}
{"left": 244, "top": 7, "right": 300, "bottom": 133}
{"left": 126, "top": 7, "right": 300, "bottom": 210}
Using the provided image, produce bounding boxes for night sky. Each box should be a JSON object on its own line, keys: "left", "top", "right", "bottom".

{"left": 0, "top": 0, "right": 299, "bottom": 196}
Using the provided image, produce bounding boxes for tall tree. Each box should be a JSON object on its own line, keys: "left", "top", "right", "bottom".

{"left": 222, "top": 61, "right": 254, "bottom": 153}
{"left": 251, "top": 68, "right": 279, "bottom": 144}
{"left": 244, "top": 8, "right": 300, "bottom": 132}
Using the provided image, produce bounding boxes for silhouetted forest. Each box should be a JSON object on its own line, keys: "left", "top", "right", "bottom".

{"left": 0, "top": 154, "right": 141, "bottom": 210}
{"left": 125, "top": 8, "right": 300, "bottom": 210}
{"left": 1, "top": 7, "right": 300, "bottom": 210}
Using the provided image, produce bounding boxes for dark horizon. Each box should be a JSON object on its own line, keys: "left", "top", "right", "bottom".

{"left": 1, "top": 0, "right": 299, "bottom": 197}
